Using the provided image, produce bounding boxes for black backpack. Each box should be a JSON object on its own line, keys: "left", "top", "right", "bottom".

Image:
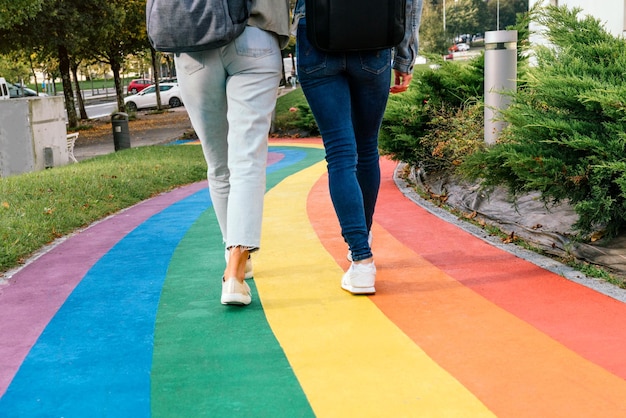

{"left": 146, "top": 0, "right": 252, "bottom": 53}
{"left": 305, "top": 0, "right": 407, "bottom": 52}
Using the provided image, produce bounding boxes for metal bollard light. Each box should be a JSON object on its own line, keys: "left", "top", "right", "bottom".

{"left": 111, "top": 112, "right": 131, "bottom": 151}
{"left": 484, "top": 30, "right": 517, "bottom": 145}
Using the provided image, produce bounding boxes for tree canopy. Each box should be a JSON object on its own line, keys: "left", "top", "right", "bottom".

{"left": 0, "top": 0, "right": 149, "bottom": 127}
{"left": 0, "top": 0, "right": 43, "bottom": 30}
{"left": 421, "top": 0, "right": 529, "bottom": 53}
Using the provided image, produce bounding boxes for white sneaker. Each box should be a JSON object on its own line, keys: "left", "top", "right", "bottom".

{"left": 224, "top": 249, "right": 254, "bottom": 279}
{"left": 221, "top": 277, "right": 252, "bottom": 305}
{"left": 341, "top": 261, "right": 376, "bottom": 295}
{"left": 347, "top": 231, "right": 373, "bottom": 262}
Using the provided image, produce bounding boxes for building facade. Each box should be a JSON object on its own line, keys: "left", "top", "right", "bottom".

{"left": 529, "top": 0, "right": 626, "bottom": 37}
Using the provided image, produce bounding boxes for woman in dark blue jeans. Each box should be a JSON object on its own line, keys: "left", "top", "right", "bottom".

{"left": 294, "top": 0, "right": 423, "bottom": 295}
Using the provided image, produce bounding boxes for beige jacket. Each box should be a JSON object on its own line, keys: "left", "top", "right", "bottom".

{"left": 248, "top": 0, "right": 291, "bottom": 49}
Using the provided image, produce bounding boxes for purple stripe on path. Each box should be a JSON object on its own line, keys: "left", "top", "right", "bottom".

{"left": 0, "top": 151, "right": 285, "bottom": 396}
{"left": 0, "top": 182, "right": 206, "bottom": 396}
{"left": 0, "top": 150, "right": 285, "bottom": 396}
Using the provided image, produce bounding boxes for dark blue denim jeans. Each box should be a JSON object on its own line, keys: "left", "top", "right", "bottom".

{"left": 297, "top": 20, "right": 392, "bottom": 262}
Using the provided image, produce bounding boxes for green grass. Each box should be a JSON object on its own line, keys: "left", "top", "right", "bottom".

{"left": 0, "top": 146, "right": 207, "bottom": 274}
{"left": 0, "top": 88, "right": 308, "bottom": 275}
{"left": 274, "top": 88, "right": 310, "bottom": 134}
{"left": 3, "top": 88, "right": 623, "bottom": 289}
{"left": 276, "top": 88, "right": 307, "bottom": 114}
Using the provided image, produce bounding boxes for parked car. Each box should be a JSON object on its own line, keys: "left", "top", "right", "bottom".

{"left": 455, "top": 33, "right": 472, "bottom": 44}
{"left": 127, "top": 78, "right": 152, "bottom": 94}
{"left": 448, "top": 43, "right": 470, "bottom": 52}
{"left": 0, "top": 78, "right": 9, "bottom": 100}
{"left": 124, "top": 82, "right": 183, "bottom": 111}
{"left": 7, "top": 82, "right": 47, "bottom": 98}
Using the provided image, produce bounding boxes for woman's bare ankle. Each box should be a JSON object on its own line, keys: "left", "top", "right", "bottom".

{"left": 224, "top": 246, "right": 250, "bottom": 282}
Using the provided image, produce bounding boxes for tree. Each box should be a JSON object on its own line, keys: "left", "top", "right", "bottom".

{"left": 91, "top": 0, "right": 150, "bottom": 113}
{"left": 486, "top": 0, "right": 529, "bottom": 31}
{"left": 0, "top": 0, "right": 97, "bottom": 126}
{"left": 446, "top": 0, "right": 482, "bottom": 39}
{"left": 420, "top": 0, "right": 488, "bottom": 53}
{"left": 0, "top": 0, "right": 43, "bottom": 30}
{"left": 0, "top": 0, "right": 150, "bottom": 126}
{"left": 0, "top": 52, "right": 30, "bottom": 82}
{"left": 420, "top": 0, "right": 528, "bottom": 52}
{"left": 419, "top": 2, "right": 448, "bottom": 53}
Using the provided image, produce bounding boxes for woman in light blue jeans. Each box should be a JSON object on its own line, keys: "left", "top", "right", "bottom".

{"left": 175, "top": 23, "right": 286, "bottom": 306}
{"left": 294, "top": 0, "right": 423, "bottom": 295}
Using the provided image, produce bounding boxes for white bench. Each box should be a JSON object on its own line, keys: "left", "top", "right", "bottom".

{"left": 66, "top": 132, "right": 79, "bottom": 163}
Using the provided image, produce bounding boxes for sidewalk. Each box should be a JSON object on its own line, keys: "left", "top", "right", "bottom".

{"left": 1, "top": 139, "right": 626, "bottom": 417}
{"left": 73, "top": 86, "right": 296, "bottom": 162}
{"left": 73, "top": 107, "right": 193, "bottom": 161}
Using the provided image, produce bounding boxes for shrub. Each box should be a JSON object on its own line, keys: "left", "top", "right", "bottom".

{"left": 273, "top": 88, "right": 320, "bottom": 136}
{"left": 293, "top": 103, "right": 320, "bottom": 136}
{"left": 461, "top": 5, "right": 626, "bottom": 238}
{"left": 418, "top": 101, "right": 485, "bottom": 173}
{"left": 379, "top": 57, "right": 484, "bottom": 172}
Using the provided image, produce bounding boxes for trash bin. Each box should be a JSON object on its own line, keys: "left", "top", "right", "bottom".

{"left": 484, "top": 30, "right": 517, "bottom": 145}
{"left": 111, "top": 112, "right": 130, "bottom": 151}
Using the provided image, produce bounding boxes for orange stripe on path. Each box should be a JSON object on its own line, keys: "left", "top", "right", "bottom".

{"left": 308, "top": 157, "right": 626, "bottom": 418}
{"left": 375, "top": 159, "right": 626, "bottom": 380}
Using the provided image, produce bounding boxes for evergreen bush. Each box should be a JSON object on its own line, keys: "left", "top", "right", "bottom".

{"left": 461, "top": 5, "right": 626, "bottom": 238}
{"left": 379, "top": 57, "right": 484, "bottom": 172}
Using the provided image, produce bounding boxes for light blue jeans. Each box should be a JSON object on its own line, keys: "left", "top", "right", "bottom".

{"left": 175, "top": 26, "right": 282, "bottom": 251}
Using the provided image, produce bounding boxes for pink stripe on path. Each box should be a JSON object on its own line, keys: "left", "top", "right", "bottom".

{"left": 0, "top": 182, "right": 206, "bottom": 396}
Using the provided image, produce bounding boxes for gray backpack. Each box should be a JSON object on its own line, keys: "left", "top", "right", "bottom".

{"left": 146, "top": 0, "right": 252, "bottom": 53}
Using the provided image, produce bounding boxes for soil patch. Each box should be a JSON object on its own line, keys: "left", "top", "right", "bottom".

{"left": 73, "top": 110, "right": 195, "bottom": 146}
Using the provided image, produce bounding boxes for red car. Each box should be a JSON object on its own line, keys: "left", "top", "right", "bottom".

{"left": 448, "top": 43, "right": 470, "bottom": 53}
{"left": 127, "top": 79, "right": 152, "bottom": 94}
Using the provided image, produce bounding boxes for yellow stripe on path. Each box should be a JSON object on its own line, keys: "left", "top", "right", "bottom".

{"left": 256, "top": 161, "right": 494, "bottom": 417}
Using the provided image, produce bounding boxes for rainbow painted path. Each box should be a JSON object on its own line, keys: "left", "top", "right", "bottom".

{"left": 1, "top": 140, "right": 626, "bottom": 417}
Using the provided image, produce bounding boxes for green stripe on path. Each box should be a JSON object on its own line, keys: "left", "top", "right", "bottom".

{"left": 151, "top": 146, "right": 324, "bottom": 417}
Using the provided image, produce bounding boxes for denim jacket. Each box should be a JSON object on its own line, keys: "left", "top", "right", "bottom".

{"left": 292, "top": 0, "right": 423, "bottom": 74}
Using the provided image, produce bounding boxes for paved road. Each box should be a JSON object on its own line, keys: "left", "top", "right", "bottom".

{"left": 83, "top": 101, "right": 117, "bottom": 119}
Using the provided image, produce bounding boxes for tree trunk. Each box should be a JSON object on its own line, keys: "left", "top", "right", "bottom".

{"left": 28, "top": 55, "right": 39, "bottom": 95}
{"left": 71, "top": 60, "right": 89, "bottom": 120}
{"left": 151, "top": 47, "right": 162, "bottom": 110}
{"left": 110, "top": 53, "right": 125, "bottom": 113}
{"left": 59, "top": 45, "right": 78, "bottom": 128}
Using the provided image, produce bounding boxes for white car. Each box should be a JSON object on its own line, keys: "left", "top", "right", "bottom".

{"left": 456, "top": 43, "right": 470, "bottom": 51}
{"left": 124, "top": 82, "right": 183, "bottom": 111}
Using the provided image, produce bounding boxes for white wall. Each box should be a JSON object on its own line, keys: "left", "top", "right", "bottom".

{"left": 529, "top": 0, "right": 626, "bottom": 38}
{"left": 0, "top": 96, "right": 68, "bottom": 177}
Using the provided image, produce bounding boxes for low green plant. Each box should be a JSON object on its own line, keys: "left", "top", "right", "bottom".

{"left": 417, "top": 101, "right": 486, "bottom": 173}
{"left": 275, "top": 87, "right": 307, "bottom": 114}
{"left": 565, "top": 260, "right": 625, "bottom": 289}
{"left": 380, "top": 56, "right": 484, "bottom": 172}
{"left": 292, "top": 103, "right": 319, "bottom": 135}
{"left": 461, "top": 5, "right": 626, "bottom": 239}
{"left": 0, "top": 145, "right": 207, "bottom": 274}
{"left": 273, "top": 88, "right": 319, "bottom": 135}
